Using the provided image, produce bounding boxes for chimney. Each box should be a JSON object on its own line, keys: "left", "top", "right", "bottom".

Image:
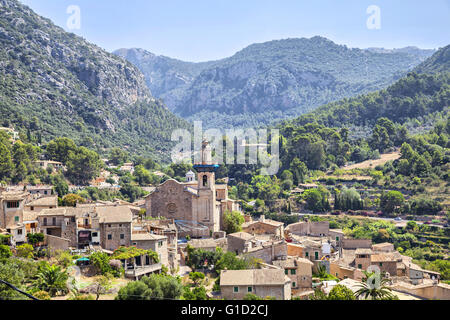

{"left": 260, "top": 215, "right": 265, "bottom": 222}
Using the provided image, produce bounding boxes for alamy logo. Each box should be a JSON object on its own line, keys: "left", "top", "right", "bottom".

{"left": 171, "top": 121, "right": 280, "bottom": 176}
{"left": 66, "top": 5, "right": 81, "bottom": 30}
{"left": 367, "top": 5, "right": 381, "bottom": 30}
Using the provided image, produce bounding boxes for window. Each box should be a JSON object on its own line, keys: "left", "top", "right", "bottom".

{"left": 31, "top": 206, "right": 34, "bottom": 211}
{"left": 247, "top": 287, "right": 252, "bottom": 293}
{"left": 233, "top": 287, "right": 239, "bottom": 293}
{"left": 119, "top": 224, "right": 122, "bottom": 227}
{"left": 379, "top": 263, "right": 383, "bottom": 267}
{"left": 336, "top": 273, "right": 339, "bottom": 277}
{"left": 108, "top": 234, "right": 112, "bottom": 240}
{"left": 120, "top": 234, "right": 125, "bottom": 240}
{"left": 291, "top": 269, "right": 296, "bottom": 275}
{"left": 158, "top": 241, "right": 163, "bottom": 247}
{"left": 203, "top": 175, "right": 208, "bottom": 187}
{"left": 292, "top": 282, "right": 296, "bottom": 288}
{"left": 314, "top": 252, "right": 319, "bottom": 260}
{"left": 14, "top": 216, "right": 19, "bottom": 222}
{"left": 71, "top": 217, "right": 75, "bottom": 222}
{"left": 336, "top": 236, "right": 339, "bottom": 241}
{"left": 17, "top": 229, "right": 22, "bottom": 235}
{"left": 92, "top": 232, "right": 98, "bottom": 237}
{"left": 358, "top": 264, "right": 362, "bottom": 269}
{"left": 43, "top": 218, "right": 47, "bottom": 226}
{"left": 7, "top": 201, "right": 19, "bottom": 208}
{"left": 52, "top": 217, "right": 56, "bottom": 225}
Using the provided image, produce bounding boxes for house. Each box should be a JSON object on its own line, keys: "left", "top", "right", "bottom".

{"left": 370, "top": 252, "right": 402, "bottom": 277}
{"left": 227, "top": 232, "right": 255, "bottom": 255}
{"left": 244, "top": 240, "right": 287, "bottom": 264}
{"left": 97, "top": 206, "right": 133, "bottom": 251}
{"left": 0, "top": 127, "right": 19, "bottom": 142}
{"left": 354, "top": 248, "right": 373, "bottom": 270}
{"left": 286, "top": 221, "right": 329, "bottom": 237}
{"left": 187, "top": 237, "right": 227, "bottom": 251}
{"left": 120, "top": 163, "right": 135, "bottom": 174}
{"left": 272, "top": 257, "right": 314, "bottom": 292}
{"left": 372, "top": 242, "right": 395, "bottom": 252}
{"left": 33, "top": 160, "right": 65, "bottom": 172}
{"left": 37, "top": 205, "right": 133, "bottom": 250}
{"left": 25, "top": 196, "right": 58, "bottom": 213}
{"left": 220, "top": 269, "right": 292, "bottom": 300}
{"left": 25, "top": 185, "right": 54, "bottom": 196}
{"left": 131, "top": 233, "right": 168, "bottom": 266}
{"left": 242, "top": 215, "right": 284, "bottom": 239}
{"left": 0, "top": 191, "right": 30, "bottom": 229}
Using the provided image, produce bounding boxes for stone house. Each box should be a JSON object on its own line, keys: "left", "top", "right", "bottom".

{"left": 37, "top": 208, "right": 79, "bottom": 247}
{"left": 354, "top": 248, "right": 373, "bottom": 270}
{"left": 25, "top": 196, "right": 58, "bottom": 213}
{"left": 371, "top": 252, "right": 402, "bottom": 277}
{"left": 26, "top": 185, "right": 54, "bottom": 196}
{"left": 97, "top": 206, "right": 133, "bottom": 251}
{"left": 227, "top": 232, "right": 255, "bottom": 255}
{"left": 272, "top": 257, "right": 314, "bottom": 291}
{"left": 33, "top": 160, "right": 65, "bottom": 172}
{"left": 342, "top": 238, "right": 372, "bottom": 250}
{"left": 244, "top": 240, "right": 287, "bottom": 264}
{"left": 0, "top": 191, "right": 30, "bottom": 230}
{"left": 220, "top": 269, "right": 292, "bottom": 300}
{"left": 285, "top": 221, "right": 329, "bottom": 237}
{"left": 372, "top": 242, "right": 394, "bottom": 252}
{"left": 131, "top": 233, "right": 168, "bottom": 267}
{"left": 242, "top": 215, "right": 284, "bottom": 239}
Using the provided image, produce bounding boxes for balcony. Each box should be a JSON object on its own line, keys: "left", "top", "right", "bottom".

{"left": 125, "top": 263, "right": 162, "bottom": 279}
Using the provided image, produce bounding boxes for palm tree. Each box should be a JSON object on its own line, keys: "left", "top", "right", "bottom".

{"left": 34, "top": 262, "right": 69, "bottom": 297}
{"left": 355, "top": 271, "right": 396, "bottom": 300}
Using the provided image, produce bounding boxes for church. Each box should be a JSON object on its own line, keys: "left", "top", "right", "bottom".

{"left": 144, "top": 140, "right": 241, "bottom": 238}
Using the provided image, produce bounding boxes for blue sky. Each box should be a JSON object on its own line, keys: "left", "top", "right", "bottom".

{"left": 20, "top": 0, "right": 450, "bottom": 62}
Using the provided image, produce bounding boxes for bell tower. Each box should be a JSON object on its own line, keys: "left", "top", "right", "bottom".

{"left": 193, "top": 140, "right": 220, "bottom": 233}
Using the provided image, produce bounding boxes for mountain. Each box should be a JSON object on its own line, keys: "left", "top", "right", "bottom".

{"left": 414, "top": 45, "right": 450, "bottom": 75}
{"left": 0, "top": 0, "right": 189, "bottom": 162}
{"left": 116, "top": 37, "right": 435, "bottom": 128}
{"left": 113, "top": 48, "right": 215, "bottom": 111}
{"left": 282, "top": 45, "right": 450, "bottom": 133}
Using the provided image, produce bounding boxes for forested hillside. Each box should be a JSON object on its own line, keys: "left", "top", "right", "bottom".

{"left": 283, "top": 45, "right": 450, "bottom": 135}
{"left": 0, "top": 0, "right": 189, "bottom": 162}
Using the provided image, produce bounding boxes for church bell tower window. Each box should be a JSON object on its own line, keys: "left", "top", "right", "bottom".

{"left": 203, "top": 175, "right": 208, "bottom": 187}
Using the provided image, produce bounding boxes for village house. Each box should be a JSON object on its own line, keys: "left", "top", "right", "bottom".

{"left": 33, "top": 160, "right": 65, "bottom": 172}
{"left": 243, "top": 240, "right": 288, "bottom": 264}
{"left": 25, "top": 185, "right": 54, "bottom": 196}
{"left": 242, "top": 215, "right": 284, "bottom": 239}
{"left": 272, "top": 256, "right": 314, "bottom": 293}
{"left": 227, "top": 232, "right": 255, "bottom": 255}
{"left": 187, "top": 237, "right": 227, "bottom": 252}
{"left": 24, "top": 196, "right": 58, "bottom": 213}
{"left": 285, "top": 221, "right": 329, "bottom": 237}
{"left": 131, "top": 233, "right": 169, "bottom": 266}
{"left": 220, "top": 269, "right": 292, "bottom": 300}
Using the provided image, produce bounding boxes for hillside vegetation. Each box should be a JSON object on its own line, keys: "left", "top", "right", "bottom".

{"left": 0, "top": 0, "right": 189, "bottom": 162}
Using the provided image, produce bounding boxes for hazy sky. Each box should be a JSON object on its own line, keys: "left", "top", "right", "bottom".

{"left": 20, "top": 0, "right": 450, "bottom": 62}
